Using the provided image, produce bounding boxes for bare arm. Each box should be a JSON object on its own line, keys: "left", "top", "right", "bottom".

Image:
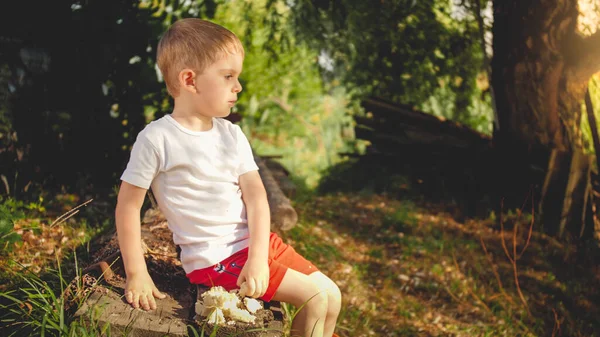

{"left": 240, "top": 170, "right": 270, "bottom": 261}
{"left": 115, "top": 181, "right": 165, "bottom": 309}
{"left": 237, "top": 170, "right": 271, "bottom": 297}
{"left": 115, "top": 181, "right": 147, "bottom": 275}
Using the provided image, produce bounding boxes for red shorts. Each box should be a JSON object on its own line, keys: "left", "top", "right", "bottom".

{"left": 186, "top": 232, "right": 318, "bottom": 302}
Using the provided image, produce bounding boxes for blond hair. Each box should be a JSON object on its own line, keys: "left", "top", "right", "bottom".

{"left": 157, "top": 18, "right": 244, "bottom": 97}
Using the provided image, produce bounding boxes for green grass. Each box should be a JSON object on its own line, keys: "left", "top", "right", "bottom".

{"left": 0, "top": 255, "right": 110, "bottom": 336}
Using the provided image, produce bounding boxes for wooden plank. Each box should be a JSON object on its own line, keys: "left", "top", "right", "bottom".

{"left": 75, "top": 285, "right": 193, "bottom": 337}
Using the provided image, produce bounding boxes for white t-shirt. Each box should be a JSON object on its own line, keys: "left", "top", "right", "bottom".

{"left": 120, "top": 115, "right": 259, "bottom": 273}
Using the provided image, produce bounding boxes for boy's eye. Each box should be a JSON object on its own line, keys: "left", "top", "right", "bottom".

{"left": 225, "top": 75, "right": 233, "bottom": 80}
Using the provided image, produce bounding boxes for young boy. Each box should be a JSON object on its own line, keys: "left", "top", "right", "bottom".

{"left": 115, "top": 18, "right": 341, "bottom": 337}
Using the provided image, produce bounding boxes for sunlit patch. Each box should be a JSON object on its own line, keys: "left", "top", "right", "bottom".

{"left": 578, "top": 0, "right": 600, "bottom": 36}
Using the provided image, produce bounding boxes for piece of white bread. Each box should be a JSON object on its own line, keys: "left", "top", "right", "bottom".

{"left": 206, "top": 307, "right": 226, "bottom": 325}
{"left": 244, "top": 297, "right": 263, "bottom": 314}
{"left": 196, "top": 285, "right": 258, "bottom": 324}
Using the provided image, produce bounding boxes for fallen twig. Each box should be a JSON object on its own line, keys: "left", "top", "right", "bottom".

{"left": 498, "top": 196, "right": 532, "bottom": 316}
{"left": 50, "top": 199, "right": 93, "bottom": 227}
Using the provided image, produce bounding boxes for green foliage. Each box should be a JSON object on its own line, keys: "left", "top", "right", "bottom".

{"left": 0, "top": 197, "right": 45, "bottom": 253}
{"left": 421, "top": 74, "right": 494, "bottom": 134}
{"left": 282, "top": 0, "right": 492, "bottom": 132}
{"left": 0, "top": 209, "right": 22, "bottom": 250}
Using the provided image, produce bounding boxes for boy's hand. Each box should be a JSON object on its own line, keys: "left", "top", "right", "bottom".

{"left": 124, "top": 271, "right": 166, "bottom": 310}
{"left": 237, "top": 257, "right": 269, "bottom": 298}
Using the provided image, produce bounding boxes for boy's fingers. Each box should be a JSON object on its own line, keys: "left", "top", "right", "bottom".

{"left": 139, "top": 294, "right": 150, "bottom": 311}
{"left": 148, "top": 295, "right": 157, "bottom": 310}
{"left": 125, "top": 291, "right": 133, "bottom": 303}
{"left": 255, "top": 280, "right": 264, "bottom": 298}
{"left": 132, "top": 293, "right": 140, "bottom": 309}
{"left": 239, "top": 282, "right": 248, "bottom": 298}
{"left": 246, "top": 278, "right": 256, "bottom": 298}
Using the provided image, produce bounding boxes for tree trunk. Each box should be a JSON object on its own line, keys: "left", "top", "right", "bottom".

{"left": 491, "top": 0, "right": 600, "bottom": 241}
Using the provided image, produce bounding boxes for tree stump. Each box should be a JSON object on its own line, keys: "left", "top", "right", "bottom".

{"left": 74, "top": 284, "right": 192, "bottom": 337}
{"left": 74, "top": 220, "right": 195, "bottom": 336}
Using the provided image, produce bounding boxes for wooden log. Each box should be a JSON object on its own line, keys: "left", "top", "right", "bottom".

{"left": 360, "top": 97, "right": 491, "bottom": 146}
{"left": 355, "top": 119, "right": 489, "bottom": 149}
{"left": 355, "top": 97, "right": 492, "bottom": 164}
{"left": 255, "top": 156, "right": 298, "bottom": 232}
{"left": 261, "top": 157, "right": 296, "bottom": 198}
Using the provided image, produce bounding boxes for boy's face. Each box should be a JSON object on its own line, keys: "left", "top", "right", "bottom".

{"left": 191, "top": 52, "right": 243, "bottom": 118}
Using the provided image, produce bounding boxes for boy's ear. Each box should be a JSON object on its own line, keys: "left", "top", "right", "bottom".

{"left": 178, "top": 69, "right": 197, "bottom": 93}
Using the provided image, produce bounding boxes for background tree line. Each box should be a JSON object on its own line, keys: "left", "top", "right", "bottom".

{"left": 2, "top": 0, "right": 600, "bottom": 244}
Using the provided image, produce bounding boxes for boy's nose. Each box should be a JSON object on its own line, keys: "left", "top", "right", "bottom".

{"left": 233, "top": 80, "right": 242, "bottom": 93}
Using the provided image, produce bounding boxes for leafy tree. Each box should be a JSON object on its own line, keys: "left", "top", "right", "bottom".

{"left": 282, "top": 0, "right": 490, "bottom": 129}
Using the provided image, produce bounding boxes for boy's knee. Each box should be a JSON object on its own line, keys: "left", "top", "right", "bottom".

{"left": 305, "top": 289, "right": 329, "bottom": 316}
{"left": 309, "top": 273, "right": 341, "bottom": 315}
{"left": 330, "top": 282, "right": 342, "bottom": 304}
{"left": 288, "top": 279, "right": 328, "bottom": 313}
{"left": 326, "top": 282, "right": 342, "bottom": 315}
{"left": 312, "top": 274, "right": 341, "bottom": 305}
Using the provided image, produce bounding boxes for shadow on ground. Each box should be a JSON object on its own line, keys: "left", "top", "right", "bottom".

{"left": 285, "top": 155, "right": 600, "bottom": 336}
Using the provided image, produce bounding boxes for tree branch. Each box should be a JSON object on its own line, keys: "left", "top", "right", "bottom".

{"left": 566, "top": 31, "right": 600, "bottom": 82}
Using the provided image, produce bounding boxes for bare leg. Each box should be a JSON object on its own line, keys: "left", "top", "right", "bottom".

{"left": 309, "top": 272, "right": 342, "bottom": 337}
{"left": 271, "top": 269, "right": 329, "bottom": 337}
